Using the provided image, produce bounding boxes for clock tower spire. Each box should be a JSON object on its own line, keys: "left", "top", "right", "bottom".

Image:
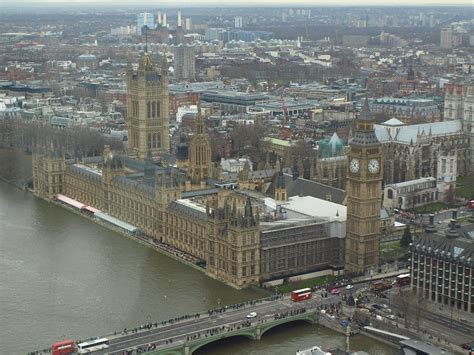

{"left": 345, "top": 95, "right": 383, "bottom": 275}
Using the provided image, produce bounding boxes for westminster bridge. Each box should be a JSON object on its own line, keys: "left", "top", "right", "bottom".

{"left": 100, "top": 294, "right": 345, "bottom": 355}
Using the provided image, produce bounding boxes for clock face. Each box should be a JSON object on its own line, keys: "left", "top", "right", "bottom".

{"left": 350, "top": 158, "right": 360, "bottom": 173}
{"left": 368, "top": 159, "right": 380, "bottom": 174}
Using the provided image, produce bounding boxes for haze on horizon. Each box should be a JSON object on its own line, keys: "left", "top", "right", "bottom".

{"left": 3, "top": 0, "right": 473, "bottom": 6}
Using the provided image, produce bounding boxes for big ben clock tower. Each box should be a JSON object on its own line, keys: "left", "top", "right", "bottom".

{"left": 345, "top": 96, "right": 383, "bottom": 275}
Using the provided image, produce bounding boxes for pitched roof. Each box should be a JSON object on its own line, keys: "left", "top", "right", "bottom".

{"left": 414, "top": 223, "right": 474, "bottom": 266}
{"left": 266, "top": 173, "right": 346, "bottom": 205}
{"left": 375, "top": 119, "right": 463, "bottom": 144}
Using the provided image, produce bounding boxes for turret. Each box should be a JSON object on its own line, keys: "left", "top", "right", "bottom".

{"left": 275, "top": 167, "right": 288, "bottom": 201}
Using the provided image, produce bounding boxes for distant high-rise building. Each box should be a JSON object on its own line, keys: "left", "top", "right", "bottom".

{"left": 429, "top": 14, "right": 435, "bottom": 28}
{"left": 234, "top": 16, "right": 243, "bottom": 28}
{"left": 173, "top": 44, "right": 195, "bottom": 81}
{"left": 205, "top": 27, "right": 225, "bottom": 41}
{"left": 440, "top": 27, "right": 453, "bottom": 49}
{"left": 137, "top": 12, "right": 155, "bottom": 35}
{"left": 185, "top": 18, "right": 192, "bottom": 31}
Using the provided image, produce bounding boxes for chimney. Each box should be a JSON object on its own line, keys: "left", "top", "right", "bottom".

{"left": 446, "top": 220, "right": 460, "bottom": 239}
{"left": 162, "top": 13, "right": 167, "bottom": 27}
{"left": 157, "top": 11, "right": 162, "bottom": 25}
{"left": 424, "top": 213, "right": 437, "bottom": 233}
{"left": 446, "top": 210, "right": 460, "bottom": 239}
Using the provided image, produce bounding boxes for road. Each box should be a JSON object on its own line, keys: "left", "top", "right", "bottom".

{"left": 376, "top": 287, "right": 474, "bottom": 345}
{"left": 103, "top": 295, "right": 339, "bottom": 354}
{"left": 395, "top": 207, "right": 470, "bottom": 227}
{"left": 87, "top": 273, "right": 473, "bottom": 354}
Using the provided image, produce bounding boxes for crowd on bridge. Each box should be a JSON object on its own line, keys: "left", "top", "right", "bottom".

{"left": 318, "top": 302, "right": 343, "bottom": 316}
{"left": 274, "top": 307, "right": 307, "bottom": 320}
{"left": 185, "top": 319, "right": 255, "bottom": 342}
{"left": 116, "top": 313, "right": 202, "bottom": 336}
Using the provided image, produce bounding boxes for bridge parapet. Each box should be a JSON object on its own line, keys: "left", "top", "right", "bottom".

{"left": 147, "top": 309, "right": 319, "bottom": 355}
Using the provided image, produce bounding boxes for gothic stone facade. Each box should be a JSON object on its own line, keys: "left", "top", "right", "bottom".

{"left": 345, "top": 99, "right": 383, "bottom": 275}
{"left": 127, "top": 53, "right": 170, "bottom": 160}
{"left": 33, "top": 148, "right": 347, "bottom": 288}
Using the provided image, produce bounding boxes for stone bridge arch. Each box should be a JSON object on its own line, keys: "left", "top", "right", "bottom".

{"left": 259, "top": 313, "right": 316, "bottom": 338}
{"left": 189, "top": 330, "right": 256, "bottom": 354}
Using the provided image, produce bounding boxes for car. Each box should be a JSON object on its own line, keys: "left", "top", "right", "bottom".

{"left": 346, "top": 284, "right": 354, "bottom": 290}
{"left": 437, "top": 221, "right": 443, "bottom": 224}
{"left": 381, "top": 304, "right": 389, "bottom": 309}
{"left": 246, "top": 312, "right": 257, "bottom": 319}
{"left": 372, "top": 304, "right": 382, "bottom": 310}
{"left": 330, "top": 288, "right": 340, "bottom": 295}
{"left": 386, "top": 314, "right": 396, "bottom": 320}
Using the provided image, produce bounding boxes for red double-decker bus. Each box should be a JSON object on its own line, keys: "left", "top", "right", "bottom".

{"left": 396, "top": 274, "right": 410, "bottom": 287}
{"left": 291, "top": 288, "right": 312, "bottom": 302}
{"left": 51, "top": 339, "right": 75, "bottom": 355}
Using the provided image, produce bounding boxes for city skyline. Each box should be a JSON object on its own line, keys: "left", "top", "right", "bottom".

{"left": 1, "top": 1, "right": 473, "bottom": 353}
{"left": 5, "top": 0, "right": 474, "bottom": 6}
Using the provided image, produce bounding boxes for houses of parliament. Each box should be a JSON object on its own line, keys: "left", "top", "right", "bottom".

{"left": 32, "top": 52, "right": 353, "bottom": 288}
{"left": 36, "top": 52, "right": 474, "bottom": 287}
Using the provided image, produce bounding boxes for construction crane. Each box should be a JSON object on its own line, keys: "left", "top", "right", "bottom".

{"left": 280, "top": 95, "right": 288, "bottom": 125}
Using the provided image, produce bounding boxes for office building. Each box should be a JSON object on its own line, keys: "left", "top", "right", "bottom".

{"left": 411, "top": 212, "right": 474, "bottom": 313}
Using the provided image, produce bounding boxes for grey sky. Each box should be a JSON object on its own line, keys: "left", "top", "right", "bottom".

{"left": 5, "top": 0, "right": 473, "bottom": 5}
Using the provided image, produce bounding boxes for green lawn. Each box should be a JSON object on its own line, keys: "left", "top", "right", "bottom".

{"left": 380, "top": 241, "right": 408, "bottom": 262}
{"left": 276, "top": 275, "right": 336, "bottom": 294}
{"left": 457, "top": 176, "right": 474, "bottom": 200}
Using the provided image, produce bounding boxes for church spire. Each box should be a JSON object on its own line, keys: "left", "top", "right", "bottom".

{"left": 359, "top": 94, "right": 372, "bottom": 121}
{"left": 161, "top": 56, "right": 168, "bottom": 77}
{"left": 351, "top": 93, "right": 378, "bottom": 146}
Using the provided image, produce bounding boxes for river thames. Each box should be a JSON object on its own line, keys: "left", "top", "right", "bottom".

{"left": 0, "top": 181, "right": 396, "bottom": 354}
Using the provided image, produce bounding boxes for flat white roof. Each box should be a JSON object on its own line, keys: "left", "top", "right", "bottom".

{"left": 176, "top": 199, "right": 207, "bottom": 213}
{"left": 281, "top": 195, "right": 346, "bottom": 222}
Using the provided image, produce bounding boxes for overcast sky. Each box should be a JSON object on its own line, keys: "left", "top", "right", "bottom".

{"left": 3, "top": 0, "right": 473, "bottom": 5}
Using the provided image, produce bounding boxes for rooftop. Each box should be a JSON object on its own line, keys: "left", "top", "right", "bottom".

{"left": 281, "top": 195, "right": 347, "bottom": 222}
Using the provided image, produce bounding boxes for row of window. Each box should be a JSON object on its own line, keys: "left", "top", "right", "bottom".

{"left": 147, "top": 101, "right": 161, "bottom": 119}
